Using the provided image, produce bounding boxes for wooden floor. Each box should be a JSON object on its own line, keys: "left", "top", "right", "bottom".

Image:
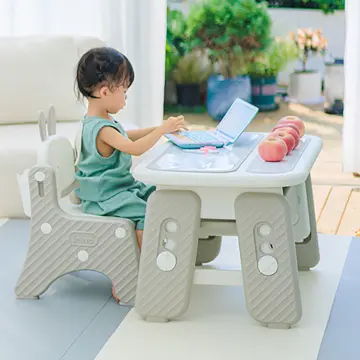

{"left": 314, "top": 185, "right": 360, "bottom": 236}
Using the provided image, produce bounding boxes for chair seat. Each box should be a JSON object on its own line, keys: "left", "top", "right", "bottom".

{"left": 59, "top": 195, "right": 135, "bottom": 227}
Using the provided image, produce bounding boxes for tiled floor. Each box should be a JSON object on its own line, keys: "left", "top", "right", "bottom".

{"left": 95, "top": 234, "right": 353, "bottom": 360}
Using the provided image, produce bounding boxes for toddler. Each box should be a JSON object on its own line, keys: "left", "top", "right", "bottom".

{"left": 74, "top": 47, "right": 187, "bottom": 250}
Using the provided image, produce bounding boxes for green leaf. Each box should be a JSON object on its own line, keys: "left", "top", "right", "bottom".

{"left": 185, "top": 0, "right": 272, "bottom": 77}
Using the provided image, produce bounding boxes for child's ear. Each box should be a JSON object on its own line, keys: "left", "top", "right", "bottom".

{"left": 99, "top": 85, "right": 109, "bottom": 98}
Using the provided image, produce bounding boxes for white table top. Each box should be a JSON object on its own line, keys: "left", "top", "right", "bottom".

{"left": 132, "top": 132, "right": 323, "bottom": 188}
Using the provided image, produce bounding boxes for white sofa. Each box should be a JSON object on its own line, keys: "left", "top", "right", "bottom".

{"left": 0, "top": 36, "right": 137, "bottom": 218}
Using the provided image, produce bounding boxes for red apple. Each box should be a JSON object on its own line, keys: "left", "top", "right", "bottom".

{"left": 258, "top": 136, "right": 287, "bottom": 162}
{"left": 278, "top": 116, "right": 305, "bottom": 137}
{"left": 272, "top": 123, "right": 300, "bottom": 136}
{"left": 273, "top": 127, "right": 300, "bottom": 148}
{"left": 271, "top": 130, "right": 295, "bottom": 154}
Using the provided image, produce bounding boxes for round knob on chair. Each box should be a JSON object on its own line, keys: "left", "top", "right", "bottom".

{"left": 156, "top": 251, "right": 177, "bottom": 272}
{"left": 78, "top": 250, "right": 89, "bottom": 262}
{"left": 260, "top": 242, "right": 274, "bottom": 254}
{"left": 258, "top": 255, "right": 278, "bottom": 276}
{"left": 35, "top": 171, "right": 45, "bottom": 182}
{"left": 41, "top": 223, "right": 52, "bottom": 234}
{"left": 115, "top": 227, "right": 127, "bottom": 239}
{"left": 165, "top": 220, "right": 178, "bottom": 233}
{"left": 258, "top": 223, "right": 272, "bottom": 237}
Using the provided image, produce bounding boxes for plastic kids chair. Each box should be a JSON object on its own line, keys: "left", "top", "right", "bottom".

{"left": 15, "top": 107, "right": 140, "bottom": 305}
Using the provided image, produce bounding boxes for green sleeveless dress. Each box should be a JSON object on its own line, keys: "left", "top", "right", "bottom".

{"left": 75, "top": 116, "right": 156, "bottom": 230}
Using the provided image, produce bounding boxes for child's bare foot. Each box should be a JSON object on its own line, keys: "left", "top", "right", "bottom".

{"left": 112, "top": 286, "right": 120, "bottom": 302}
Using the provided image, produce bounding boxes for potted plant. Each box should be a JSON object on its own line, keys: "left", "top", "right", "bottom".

{"left": 247, "top": 37, "right": 299, "bottom": 111}
{"left": 186, "top": 0, "right": 272, "bottom": 120}
{"left": 164, "top": 8, "right": 186, "bottom": 105}
{"left": 172, "top": 51, "right": 212, "bottom": 107}
{"left": 287, "top": 28, "right": 328, "bottom": 103}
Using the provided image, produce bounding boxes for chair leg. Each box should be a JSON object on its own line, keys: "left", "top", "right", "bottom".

{"left": 15, "top": 166, "right": 140, "bottom": 305}
{"left": 15, "top": 219, "right": 139, "bottom": 305}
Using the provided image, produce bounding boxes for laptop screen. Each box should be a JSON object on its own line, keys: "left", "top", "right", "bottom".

{"left": 215, "top": 98, "right": 259, "bottom": 142}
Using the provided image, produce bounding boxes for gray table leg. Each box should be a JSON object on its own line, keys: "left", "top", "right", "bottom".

{"left": 196, "top": 236, "right": 222, "bottom": 266}
{"left": 295, "top": 174, "right": 320, "bottom": 271}
{"left": 135, "top": 190, "right": 201, "bottom": 322}
{"left": 235, "top": 192, "right": 302, "bottom": 329}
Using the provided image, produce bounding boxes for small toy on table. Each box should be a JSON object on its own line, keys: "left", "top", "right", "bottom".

{"left": 182, "top": 146, "right": 219, "bottom": 154}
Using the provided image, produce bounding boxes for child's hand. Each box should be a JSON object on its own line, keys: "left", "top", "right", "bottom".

{"left": 161, "top": 116, "right": 188, "bottom": 134}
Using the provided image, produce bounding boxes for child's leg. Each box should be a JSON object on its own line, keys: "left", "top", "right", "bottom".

{"left": 136, "top": 230, "right": 143, "bottom": 249}
{"left": 111, "top": 186, "right": 155, "bottom": 303}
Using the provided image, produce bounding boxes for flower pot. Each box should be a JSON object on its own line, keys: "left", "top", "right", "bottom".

{"left": 324, "top": 59, "right": 344, "bottom": 115}
{"left": 175, "top": 83, "right": 201, "bottom": 107}
{"left": 206, "top": 74, "right": 252, "bottom": 121}
{"left": 251, "top": 76, "right": 278, "bottom": 111}
{"left": 288, "top": 71, "right": 322, "bottom": 104}
{"left": 164, "top": 79, "right": 177, "bottom": 105}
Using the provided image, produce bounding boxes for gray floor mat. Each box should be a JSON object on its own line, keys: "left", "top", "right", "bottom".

{"left": 0, "top": 220, "right": 130, "bottom": 360}
{"left": 318, "top": 237, "right": 360, "bottom": 360}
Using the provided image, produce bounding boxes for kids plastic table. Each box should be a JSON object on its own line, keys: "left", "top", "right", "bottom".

{"left": 132, "top": 132, "right": 323, "bottom": 329}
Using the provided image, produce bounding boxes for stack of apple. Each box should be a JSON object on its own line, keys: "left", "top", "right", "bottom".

{"left": 258, "top": 116, "right": 305, "bottom": 162}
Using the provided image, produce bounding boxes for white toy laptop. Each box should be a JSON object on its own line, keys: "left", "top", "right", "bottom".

{"left": 165, "top": 98, "right": 259, "bottom": 149}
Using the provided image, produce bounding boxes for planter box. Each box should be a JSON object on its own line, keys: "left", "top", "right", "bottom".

{"left": 288, "top": 71, "right": 322, "bottom": 104}
{"left": 324, "top": 60, "right": 344, "bottom": 114}
{"left": 251, "top": 76, "right": 278, "bottom": 111}
{"left": 176, "top": 83, "right": 201, "bottom": 107}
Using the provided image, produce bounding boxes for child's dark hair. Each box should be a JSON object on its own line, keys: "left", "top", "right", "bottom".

{"left": 75, "top": 47, "right": 134, "bottom": 99}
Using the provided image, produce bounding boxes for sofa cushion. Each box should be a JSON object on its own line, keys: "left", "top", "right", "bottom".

{"left": 0, "top": 36, "right": 105, "bottom": 125}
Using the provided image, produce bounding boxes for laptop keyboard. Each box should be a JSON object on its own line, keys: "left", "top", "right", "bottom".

{"left": 176, "top": 131, "right": 218, "bottom": 143}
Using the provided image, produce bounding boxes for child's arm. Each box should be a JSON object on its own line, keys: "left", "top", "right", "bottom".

{"left": 99, "top": 116, "right": 186, "bottom": 157}
{"left": 126, "top": 127, "right": 158, "bottom": 141}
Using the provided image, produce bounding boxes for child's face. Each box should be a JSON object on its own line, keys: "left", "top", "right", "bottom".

{"left": 99, "top": 84, "right": 128, "bottom": 114}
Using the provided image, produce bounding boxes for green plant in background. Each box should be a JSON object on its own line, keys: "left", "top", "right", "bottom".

{"left": 167, "top": 8, "right": 187, "bottom": 55}
{"left": 247, "top": 37, "right": 299, "bottom": 77}
{"left": 257, "top": 0, "right": 344, "bottom": 14}
{"left": 172, "top": 51, "right": 213, "bottom": 84}
{"left": 165, "top": 40, "right": 179, "bottom": 76}
{"left": 165, "top": 8, "right": 188, "bottom": 77}
{"left": 186, "top": 0, "right": 273, "bottom": 78}
{"left": 311, "top": 0, "right": 345, "bottom": 14}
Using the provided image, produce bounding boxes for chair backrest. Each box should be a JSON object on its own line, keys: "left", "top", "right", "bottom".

{"left": 74, "top": 121, "right": 83, "bottom": 166}
{"left": 37, "top": 135, "right": 76, "bottom": 197}
{"left": 38, "top": 105, "right": 57, "bottom": 142}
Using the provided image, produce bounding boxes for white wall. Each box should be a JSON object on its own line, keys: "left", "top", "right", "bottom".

{"left": 168, "top": 1, "right": 345, "bottom": 85}
{"left": 269, "top": 9, "right": 345, "bottom": 85}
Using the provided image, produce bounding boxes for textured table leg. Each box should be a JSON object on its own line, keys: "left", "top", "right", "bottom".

{"left": 295, "top": 174, "right": 320, "bottom": 270}
{"left": 135, "top": 190, "right": 201, "bottom": 322}
{"left": 235, "top": 192, "right": 302, "bottom": 329}
{"left": 196, "top": 236, "right": 222, "bottom": 266}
